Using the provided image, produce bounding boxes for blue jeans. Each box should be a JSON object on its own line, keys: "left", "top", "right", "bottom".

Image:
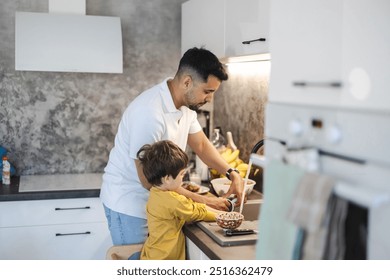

{"left": 103, "top": 204, "right": 148, "bottom": 246}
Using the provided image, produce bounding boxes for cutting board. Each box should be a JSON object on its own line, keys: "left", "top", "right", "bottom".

{"left": 197, "top": 220, "right": 258, "bottom": 246}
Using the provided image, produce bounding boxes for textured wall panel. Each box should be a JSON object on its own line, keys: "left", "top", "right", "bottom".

{"left": 0, "top": 0, "right": 185, "bottom": 175}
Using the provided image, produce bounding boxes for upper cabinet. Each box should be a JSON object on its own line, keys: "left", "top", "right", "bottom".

{"left": 268, "top": 0, "right": 390, "bottom": 112}
{"left": 181, "top": 0, "right": 270, "bottom": 59}
{"left": 268, "top": 0, "right": 343, "bottom": 107}
{"left": 340, "top": 0, "right": 390, "bottom": 111}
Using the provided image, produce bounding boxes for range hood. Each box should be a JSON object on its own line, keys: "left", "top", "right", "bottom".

{"left": 15, "top": 8, "right": 123, "bottom": 73}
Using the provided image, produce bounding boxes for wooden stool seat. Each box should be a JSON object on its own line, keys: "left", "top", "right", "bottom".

{"left": 106, "top": 244, "right": 144, "bottom": 260}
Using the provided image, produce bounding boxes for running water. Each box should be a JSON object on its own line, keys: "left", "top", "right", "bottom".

{"left": 239, "top": 159, "right": 253, "bottom": 214}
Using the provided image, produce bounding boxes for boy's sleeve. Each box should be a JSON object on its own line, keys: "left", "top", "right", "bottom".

{"left": 202, "top": 210, "right": 217, "bottom": 222}
{"left": 174, "top": 196, "right": 216, "bottom": 222}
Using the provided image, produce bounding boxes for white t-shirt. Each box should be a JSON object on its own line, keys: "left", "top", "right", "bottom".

{"left": 100, "top": 78, "right": 202, "bottom": 219}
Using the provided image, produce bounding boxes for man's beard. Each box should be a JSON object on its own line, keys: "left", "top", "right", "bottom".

{"left": 189, "top": 102, "right": 206, "bottom": 111}
{"left": 186, "top": 89, "right": 206, "bottom": 111}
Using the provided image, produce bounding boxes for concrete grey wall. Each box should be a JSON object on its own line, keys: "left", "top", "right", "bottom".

{"left": 0, "top": 0, "right": 186, "bottom": 175}
{"left": 214, "top": 61, "right": 270, "bottom": 162}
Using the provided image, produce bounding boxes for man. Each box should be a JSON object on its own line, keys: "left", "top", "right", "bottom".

{"left": 100, "top": 47, "right": 244, "bottom": 245}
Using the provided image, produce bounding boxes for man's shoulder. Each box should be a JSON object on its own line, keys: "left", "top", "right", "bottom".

{"left": 133, "top": 80, "right": 168, "bottom": 104}
{"left": 141, "top": 78, "right": 170, "bottom": 95}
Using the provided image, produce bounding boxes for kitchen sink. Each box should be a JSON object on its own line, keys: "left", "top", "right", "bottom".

{"left": 233, "top": 199, "right": 262, "bottom": 221}
{"left": 197, "top": 199, "right": 262, "bottom": 246}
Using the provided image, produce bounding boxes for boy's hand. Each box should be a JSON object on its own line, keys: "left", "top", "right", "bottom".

{"left": 204, "top": 196, "right": 230, "bottom": 212}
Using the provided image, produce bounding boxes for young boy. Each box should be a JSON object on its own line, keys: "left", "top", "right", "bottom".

{"left": 136, "top": 140, "right": 217, "bottom": 260}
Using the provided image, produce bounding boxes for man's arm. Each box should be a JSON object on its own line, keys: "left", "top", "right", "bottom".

{"left": 187, "top": 131, "right": 244, "bottom": 206}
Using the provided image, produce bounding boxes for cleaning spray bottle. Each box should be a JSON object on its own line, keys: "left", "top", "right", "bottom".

{"left": 2, "top": 156, "right": 11, "bottom": 185}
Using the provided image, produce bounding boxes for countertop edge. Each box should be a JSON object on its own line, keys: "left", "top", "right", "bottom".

{"left": 0, "top": 189, "right": 101, "bottom": 201}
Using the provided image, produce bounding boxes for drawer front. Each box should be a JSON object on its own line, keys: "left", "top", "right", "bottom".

{"left": 186, "top": 237, "right": 210, "bottom": 260}
{"left": 0, "top": 222, "right": 112, "bottom": 260}
{"left": 0, "top": 198, "right": 106, "bottom": 227}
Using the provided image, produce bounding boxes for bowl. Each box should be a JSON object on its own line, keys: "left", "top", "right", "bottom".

{"left": 211, "top": 178, "right": 256, "bottom": 197}
{"left": 216, "top": 212, "right": 244, "bottom": 229}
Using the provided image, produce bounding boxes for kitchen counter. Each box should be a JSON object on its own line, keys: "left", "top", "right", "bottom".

{"left": 0, "top": 174, "right": 109, "bottom": 260}
{"left": 184, "top": 188, "right": 262, "bottom": 260}
{"left": 0, "top": 176, "right": 101, "bottom": 201}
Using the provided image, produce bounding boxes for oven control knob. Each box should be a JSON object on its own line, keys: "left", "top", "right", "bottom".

{"left": 326, "top": 125, "right": 342, "bottom": 144}
{"left": 289, "top": 119, "right": 303, "bottom": 136}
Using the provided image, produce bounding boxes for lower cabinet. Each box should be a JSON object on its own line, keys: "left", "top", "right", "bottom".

{"left": 0, "top": 197, "right": 112, "bottom": 260}
{"left": 186, "top": 237, "right": 210, "bottom": 260}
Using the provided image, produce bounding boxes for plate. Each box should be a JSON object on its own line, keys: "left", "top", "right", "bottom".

{"left": 197, "top": 186, "right": 210, "bottom": 195}
{"left": 182, "top": 181, "right": 210, "bottom": 195}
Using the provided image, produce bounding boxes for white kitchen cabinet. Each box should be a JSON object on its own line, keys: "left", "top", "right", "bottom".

{"left": 182, "top": 0, "right": 225, "bottom": 57}
{"left": 0, "top": 197, "right": 112, "bottom": 260}
{"left": 224, "top": 0, "right": 269, "bottom": 57}
{"left": 182, "top": 0, "right": 269, "bottom": 58}
{"left": 268, "top": 0, "right": 343, "bottom": 107}
{"left": 340, "top": 0, "right": 390, "bottom": 111}
{"left": 186, "top": 237, "right": 210, "bottom": 260}
{"left": 269, "top": 0, "right": 390, "bottom": 111}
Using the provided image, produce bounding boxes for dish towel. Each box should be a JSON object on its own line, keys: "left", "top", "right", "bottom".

{"left": 286, "top": 172, "right": 336, "bottom": 259}
{"left": 323, "top": 196, "right": 349, "bottom": 259}
{"left": 256, "top": 160, "right": 305, "bottom": 260}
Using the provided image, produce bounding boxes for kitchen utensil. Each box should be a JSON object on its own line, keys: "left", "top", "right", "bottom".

{"left": 227, "top": 197, "right": 237, "bottom": 212}
{"left": 239, "top": 159, "right": 253, "bottom": 214}
{"left": 223, "top": 228, "right": 258, "bottom": 236}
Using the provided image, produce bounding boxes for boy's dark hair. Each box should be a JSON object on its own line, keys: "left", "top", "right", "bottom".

{"left": 177, "top": 47, "right": 228, "bottom": 82}
{"left": 137, "top": 140, "right": 189, "bottom": 186}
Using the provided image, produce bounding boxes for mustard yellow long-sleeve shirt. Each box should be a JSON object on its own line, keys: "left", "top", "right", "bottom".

{"left": 140, "top": 187, "right": 216, "bottom": 260}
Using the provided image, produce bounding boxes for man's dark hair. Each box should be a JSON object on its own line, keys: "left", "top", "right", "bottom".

{"left": 178, "top": 47, "right": 228, "bottom": 82}
{"left": 137, "top": 140, "right": 189, "bottom": 186}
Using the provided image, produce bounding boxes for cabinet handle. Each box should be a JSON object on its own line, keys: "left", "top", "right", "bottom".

{"left": 55, "top": 231, "right": 91, "bottom": 237}
{"left": 242, "top": 38, "right": 266, "bottom": 44}
{"left": 54, "top": 206, "right": 91, "bottom": 211}
{"left": 292, "top": 81, "right": 342, "bottom": 88}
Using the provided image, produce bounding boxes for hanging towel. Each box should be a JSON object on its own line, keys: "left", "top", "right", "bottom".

{"left": 287, "top": 172, "right": 335, "bottom": 231}
{"left": 323, "top": 195, "right": 349, "bottom": 260}
{"left": 286, "top": 172, "right": 336, "bottom": 259}
{"left": 256, "top": 160, "right": 305, "bottom": 260}
{"left": 292, "top": 229, "right": 305, "bottom": 260}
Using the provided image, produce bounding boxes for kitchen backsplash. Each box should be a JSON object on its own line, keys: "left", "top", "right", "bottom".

{"left": 214, "top": 61, "right": 270, "bottom": 162}
{"left": 0, "top": 0, "right": 186, "bottom": 175}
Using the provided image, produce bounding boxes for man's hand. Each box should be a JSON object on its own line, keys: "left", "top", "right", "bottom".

{"left": 223, "top": 171, "right": 246, "bottom": 207}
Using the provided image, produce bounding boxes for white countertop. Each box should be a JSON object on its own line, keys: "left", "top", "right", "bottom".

{"left": 19, "top": 173, "right": 103, "bottom": 192}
